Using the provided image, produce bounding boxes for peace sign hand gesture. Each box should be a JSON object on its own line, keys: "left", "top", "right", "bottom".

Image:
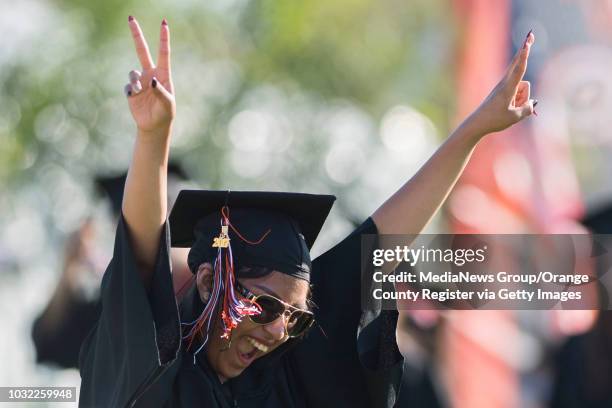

{"left": 125, "top": 16, "right": 175, "bottom": 138}
{"left": 463, "top": 31, "right": 538, "bottom": 138}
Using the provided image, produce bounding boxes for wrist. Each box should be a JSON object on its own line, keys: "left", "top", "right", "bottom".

{"left": 452, "top": 117, "right": 486, "bottom": 147}
{"left": 134, "top": 125, "right": 172, "bottom": 160}
{"left": 137, "top": 123, "right": 173, "bottom": 140}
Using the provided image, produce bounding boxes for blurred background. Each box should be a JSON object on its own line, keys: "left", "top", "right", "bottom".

{"left": 2, "top": 0, "right": 612, "bottom": 406}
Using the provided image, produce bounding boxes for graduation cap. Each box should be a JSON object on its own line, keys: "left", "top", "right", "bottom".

{"left": 170, "top": 190, "right": 335, "bottom": 279}
{"left": 171, "top": 190, "right": 335, "bottom": 247}
{"left": 95, "top": 174, "right": 126, "bottom": 216}
{"left": 95, "top": 162, "right": 189, "bottom": 216}
{"left": 171, "top": 190, "right": 336, "bottom": 349}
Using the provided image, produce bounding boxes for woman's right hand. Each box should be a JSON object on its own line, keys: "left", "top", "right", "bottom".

{"left": 125, "top": 16, "right": 175, "bottom": 138}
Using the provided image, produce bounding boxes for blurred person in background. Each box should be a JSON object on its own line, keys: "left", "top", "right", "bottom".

{"left": 31, "top": 164, "right": 192, "bottom": 369}
{"left": 78, "top": 16, "right": 538, "bottom": 408}
{"left": 550, "top": 204, "right": 612, "bottom": 408}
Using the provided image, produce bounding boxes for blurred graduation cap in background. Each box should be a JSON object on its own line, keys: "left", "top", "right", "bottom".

{"left": 95, "top": 162, "right": 189, "bottom": 216}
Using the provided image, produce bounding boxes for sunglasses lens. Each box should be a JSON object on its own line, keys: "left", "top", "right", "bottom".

{"left": 251, "top": 295, "right": 285, "bottom": 324}
{"left": 287, "top": 311, "right": 314, "bottom": 337}
{"left": 247, "top": 292, "right": 315, "bottom": 337}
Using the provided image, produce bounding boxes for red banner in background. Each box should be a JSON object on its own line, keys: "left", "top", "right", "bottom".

{"left": 444, "top": 1, "right": 518, "bottom": 407}
{"left": 441, "top": 0, "right": 593, "bottom": 406}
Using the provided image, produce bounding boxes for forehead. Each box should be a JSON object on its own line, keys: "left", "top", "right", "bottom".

{"left": 240, "top": 271, "right": 309, "bottom": 308}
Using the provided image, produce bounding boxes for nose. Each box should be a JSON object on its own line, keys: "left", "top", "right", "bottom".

{"left": 262, "top": 314, "right": 288, "bottom": 341}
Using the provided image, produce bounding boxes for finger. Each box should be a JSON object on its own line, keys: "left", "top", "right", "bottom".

{"left": 507, "top": 31, "right": 534, "bottom": 88}
{"left": 157, "top": 19, "right": 171, "bottom": 73}
{"left": 514, "top": 81, "right": 531, "bottom": 106}
{"left": 514, "top": 98, "right": 536, "bottom": 120}
{"left": 132, "top": 80, "right": 143, "bottom": 94}
{"left": 508, "top": 30, "right": 533, "bottom": 70}
{"left": 129, "top": 70, "right": 142, "bottom": 84}
{"left": 150, "top": 77, "right": 174, "bottom": 108}
{"left": 128, "top": 16, "right": 155, "bottom": 70}
{"left": 507, "top": 43, "right": 523, "bottom": 73}
{"left": 124, "top": 83, "right": 133, "bottom": 97}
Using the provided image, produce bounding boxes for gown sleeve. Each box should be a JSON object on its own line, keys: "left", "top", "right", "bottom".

{"left": 292, "top": 218, "right": 404, "bottom": 408}
{"left": 78, "top": 215, "right": 181, "bottom": 408}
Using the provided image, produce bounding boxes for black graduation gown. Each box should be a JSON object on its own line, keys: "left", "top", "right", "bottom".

{"left": 79, "top": 215, "right": 403, "bottom": 407}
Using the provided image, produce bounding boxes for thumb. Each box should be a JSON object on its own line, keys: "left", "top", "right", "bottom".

{"left": 150, "top": 77, "right": 174, "bottom": 109}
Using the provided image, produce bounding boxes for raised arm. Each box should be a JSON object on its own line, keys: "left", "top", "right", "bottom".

{"left": 372, "top": 32, "right": 536, "bottom": 235}
{"left": 122, "top": 17, "right": 176, "bottom": 286}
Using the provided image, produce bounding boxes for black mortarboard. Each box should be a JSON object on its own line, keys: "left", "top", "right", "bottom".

{"left": 169, "top": 190, "right": 336, "bottom": 281}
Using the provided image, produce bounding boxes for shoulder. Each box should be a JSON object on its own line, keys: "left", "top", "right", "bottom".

{"left": 313, "top": 217, "right": 378, "bottom": 264}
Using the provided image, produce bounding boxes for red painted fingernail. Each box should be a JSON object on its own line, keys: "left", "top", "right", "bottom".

{"left": 128, "top": 15, "right": 134, "bottom": 22}
{"left": 526, "top": 29, "right": 533, "bottom": 39}
{"left": 533, "top": 110, "right": 538, "bottom": 116}
{"left": 533, "top": 99, "right": 539, "bottom": 108}
{"left": 162, "top": 18, "right": 168, "bottom": 26}
{"left": 152, "top": 78, "right": 157, "bottom": 88}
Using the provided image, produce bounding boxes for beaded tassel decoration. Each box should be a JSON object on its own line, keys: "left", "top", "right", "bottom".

{"left": 183, "top": 206, "right": 269, "bottom": 357}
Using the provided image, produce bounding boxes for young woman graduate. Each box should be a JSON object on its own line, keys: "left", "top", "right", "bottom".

{"left": 78, "top": 17, "right": 538, "bottom": 408}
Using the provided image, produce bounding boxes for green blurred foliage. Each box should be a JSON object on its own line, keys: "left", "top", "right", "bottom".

{"left": 243, "top": 0, "right": 450, "bottom": 110}
{"left": 0, "top": 0, "right": 456, "bottom": 226}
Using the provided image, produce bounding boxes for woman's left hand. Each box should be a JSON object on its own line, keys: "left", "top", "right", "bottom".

{"left": 462, "top": 31, "right": 537, "bottom": 138}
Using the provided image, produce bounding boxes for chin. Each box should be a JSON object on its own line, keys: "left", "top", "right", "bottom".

{"left": 207, "top": 329, "right": 274, "bottom": 381}
{"left": 220, "top": 366, "right": 245, "bottom": 380}
{"left": 214, "top": 350, "right": 252, "bottom": 381}
{"left": 215, "top": 357, "right": 253, "bottom": 383}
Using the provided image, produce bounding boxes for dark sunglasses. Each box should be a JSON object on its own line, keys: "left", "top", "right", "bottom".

{"left": 235, "top": 282, "right": 315, "bottom": 338}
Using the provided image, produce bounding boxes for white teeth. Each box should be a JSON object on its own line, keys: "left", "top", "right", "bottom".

{"left": 247, "top": 337, "right": 269, "bottom": 353}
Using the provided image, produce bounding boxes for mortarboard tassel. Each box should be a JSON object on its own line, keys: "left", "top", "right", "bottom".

{"left": 183, "top": 206, "right": 269, "bottom": 357}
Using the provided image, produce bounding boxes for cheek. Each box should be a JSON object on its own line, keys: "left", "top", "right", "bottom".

{"left": 233, "top": 317, "right": 259, "bottom": 336}
{"left": 236, "top": 319, "right": 285, "bottom": 348}
{"left": 206, "top": 322, "right": 244, "bottom": 373}
{"left": 206, "top": 319, "right": 237, "bottom": 358}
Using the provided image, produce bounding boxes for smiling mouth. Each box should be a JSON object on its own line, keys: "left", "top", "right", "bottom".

{"left": 236, "top": 337, "right": 270, "bottom": 367}
{"left": 238, "top": 347, "right": 257, "bottom": 366}
{"left": 246, "top": 337, "right": 269, "bottom": 353}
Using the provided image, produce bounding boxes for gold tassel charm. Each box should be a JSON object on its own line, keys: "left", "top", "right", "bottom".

{"left": 212, "top": 225, "right": 230, "bottom": 248}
